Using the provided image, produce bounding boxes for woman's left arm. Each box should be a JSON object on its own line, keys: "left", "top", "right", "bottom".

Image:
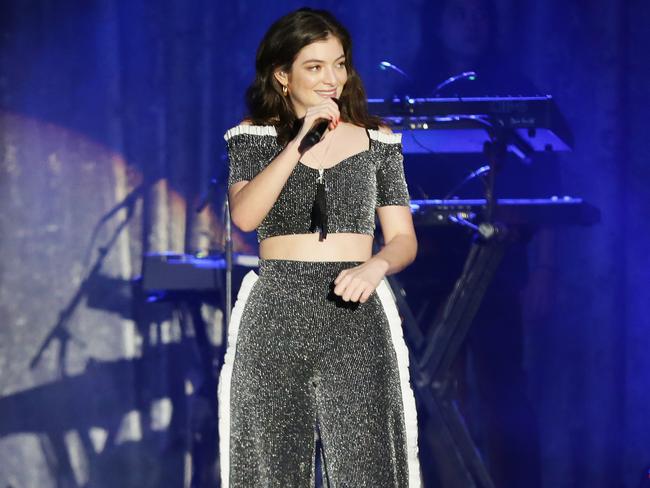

{"left": 333, "top": 205, "right": 417, "bottom": 303}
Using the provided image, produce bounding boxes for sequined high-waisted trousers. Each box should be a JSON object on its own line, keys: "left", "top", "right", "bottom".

{"left": 218, "top": 260, "right": 420, "bottom": 488}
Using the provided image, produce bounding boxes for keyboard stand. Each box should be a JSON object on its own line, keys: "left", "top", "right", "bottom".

{"left": 394, "top": 123, "right": 516, "bottom": 487}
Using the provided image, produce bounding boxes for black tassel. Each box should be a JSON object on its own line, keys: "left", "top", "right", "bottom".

{"left": 310, "top": 169, "right": 328, "bottom": 241}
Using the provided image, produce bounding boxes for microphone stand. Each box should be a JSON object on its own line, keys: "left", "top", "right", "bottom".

{"left": 196, "top": 178, "right": 233, "bottom": 328}
{"left": 223, "top": 197, "right": 233, "bottom": 329}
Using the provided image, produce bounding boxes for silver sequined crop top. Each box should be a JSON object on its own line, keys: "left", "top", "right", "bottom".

{"left": 224, "top": 125, "right": 410, "bottom": 242}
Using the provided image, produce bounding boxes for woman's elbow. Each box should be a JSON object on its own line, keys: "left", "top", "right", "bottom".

{"left": 230, "top": 207, "right": 258, "bottom": 232}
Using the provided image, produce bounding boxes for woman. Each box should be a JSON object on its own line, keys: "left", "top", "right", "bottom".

{"left": 219, "top": 8, "right": 420, "bottom": 487}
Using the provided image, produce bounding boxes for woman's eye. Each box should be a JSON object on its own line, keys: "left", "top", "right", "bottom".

{"left": 307, "top": 65, "right": 320, "bottom": 71}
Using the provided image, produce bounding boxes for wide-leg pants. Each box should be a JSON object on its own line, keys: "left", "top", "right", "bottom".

{"left": 218, "top": 260, "right": 420, "bottom": 487}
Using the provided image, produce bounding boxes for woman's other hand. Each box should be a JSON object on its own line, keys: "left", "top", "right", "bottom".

{"left": 332, "top": 257, "right": 390, "bottom": 303}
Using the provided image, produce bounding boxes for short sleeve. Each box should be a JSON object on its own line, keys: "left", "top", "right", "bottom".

{"left": 224, "top": 125, "right": 279, "bottom": 188}
{"left": 376, "top": 138, "right": 411, "bottom": 207}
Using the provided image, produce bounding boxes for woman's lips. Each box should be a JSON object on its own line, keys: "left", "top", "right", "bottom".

{"left": 316, "top": 89, "right": 337, "bottom": 98}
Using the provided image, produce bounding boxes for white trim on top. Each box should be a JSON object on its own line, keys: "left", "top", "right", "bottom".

{"left": 368, "top": 128, "right": 402, "bottom": 144}
{"left": 224, "top": 124, "right": 277, "bottom": 141}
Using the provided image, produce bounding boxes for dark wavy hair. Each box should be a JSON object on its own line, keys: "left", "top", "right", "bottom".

{"left": 245, "top": 8, "right": 382, "bottom": 145}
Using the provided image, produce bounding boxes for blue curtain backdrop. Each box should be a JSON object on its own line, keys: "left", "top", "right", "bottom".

{"left": 0, "top": 1, "right": 648, "bottom": 487}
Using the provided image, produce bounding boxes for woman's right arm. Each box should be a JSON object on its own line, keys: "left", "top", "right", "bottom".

{"left": 228, "top": 99, "right": 339, "bottom": 232}
{"left": 228, "top": 139, "right": 302, "bottom": 231}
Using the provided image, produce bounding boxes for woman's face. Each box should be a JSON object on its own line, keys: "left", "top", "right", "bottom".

{"left": 275, "top": 35, "right": 348, "bottom": 118}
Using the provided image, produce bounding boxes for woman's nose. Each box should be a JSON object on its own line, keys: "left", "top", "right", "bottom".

{"left": 323, "top": 66, "right": 338, "bottom": 84}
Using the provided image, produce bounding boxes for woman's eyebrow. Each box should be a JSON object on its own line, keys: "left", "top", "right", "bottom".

{"left": 301, "top": 54, "right": 345, "bottom": 65}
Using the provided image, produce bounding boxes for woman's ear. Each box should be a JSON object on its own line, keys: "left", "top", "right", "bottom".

{"left": 274, "top": 69, "right": 289, "bottom": 88}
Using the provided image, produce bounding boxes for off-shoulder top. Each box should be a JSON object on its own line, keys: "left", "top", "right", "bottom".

{"left": 224, "top": 125, "right": 410, "bottom": 242}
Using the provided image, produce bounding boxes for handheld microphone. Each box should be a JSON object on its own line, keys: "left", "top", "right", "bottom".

{"left": 298, "top": 97, "right": 340, "bottom": 153}
{"left": 298, "top": 119, "right": 330, "bottom": 153}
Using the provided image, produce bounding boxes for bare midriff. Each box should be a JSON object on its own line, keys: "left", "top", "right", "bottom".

{"left": 259, "top": 233, "right": 374, "bottom": 262}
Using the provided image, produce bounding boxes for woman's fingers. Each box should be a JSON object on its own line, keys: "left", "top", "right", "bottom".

{"left": 304, "top": 99, "right": 340, "bottom": 124}
{"left": 335, "top": 275, "right": 371, "bottom": 302}
{"left": 297, "top": 99, "right": 341, "bottom": 140}
{"left": 334, "top": 268, "right": 347, "bottom": 285}
{"left": 347, "top": 282, "right": 366, "bottom": 303}
{"left": 333, "top": 272, "right": 352, "bottom": 296}
{"left": 333, "top": 261, "right": 385, "bottom": 302}
{"left": 359, "top": 288, "right": 373, "bottom": 304}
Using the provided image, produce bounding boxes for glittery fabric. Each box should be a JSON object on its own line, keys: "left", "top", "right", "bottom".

{"left": 224, "top": 126, "right": 410, "bottom": 242}
{"left": 224, "top": 260, "right": 412, "bottom": 487}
